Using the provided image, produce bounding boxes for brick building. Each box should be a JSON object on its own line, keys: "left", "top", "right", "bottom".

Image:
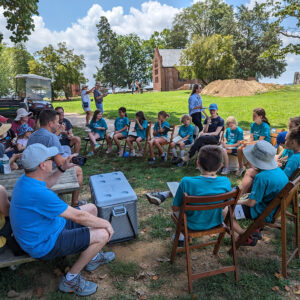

{"left": 152, "top": 48, "right": 200, "bottom": 91}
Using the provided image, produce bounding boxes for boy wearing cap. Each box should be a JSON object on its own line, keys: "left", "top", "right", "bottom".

{"left": 178, "top": 103, "right": 224, "bottom": 167}
{"left": 10, "top": 144, "right": 115, "bottom": 296}
{"left": 227, "top": 140, "right": 288, "bottom": 245}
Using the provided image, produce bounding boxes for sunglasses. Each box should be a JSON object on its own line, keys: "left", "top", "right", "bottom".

{"left": 45, "top": 157, "right": 54, "bottom": 162}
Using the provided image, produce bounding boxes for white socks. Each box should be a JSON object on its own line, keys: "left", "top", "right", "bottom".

{"left": 171, "top": 148, "right": 177, "bottom": 157}
{"left": 180, "top": 150, "right": 185, "bottom": 158}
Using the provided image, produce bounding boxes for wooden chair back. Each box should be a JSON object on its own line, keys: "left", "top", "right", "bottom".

{"left": 166, "top": 125, "right": 176, "bottom": 159}
{"left": 171, "top": 186, "right": 242, "bottom": 293}
{"left": 143, "top": 121, "right": 152, "bottom": 157}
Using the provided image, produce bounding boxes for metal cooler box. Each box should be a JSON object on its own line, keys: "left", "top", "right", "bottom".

{"left": 89, "top": 171, "right": 138, "bottom": 244}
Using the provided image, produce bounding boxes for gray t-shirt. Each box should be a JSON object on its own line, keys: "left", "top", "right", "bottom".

{"left": 27, "top": 128, "right": 64, "bottom": 154}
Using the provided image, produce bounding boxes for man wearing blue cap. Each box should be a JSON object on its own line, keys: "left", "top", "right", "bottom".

{"left": 178, "top": 103, "right": 224, "bottom": 166}
{"left": 10, "top": 144, "right": 115, "bottom": 296}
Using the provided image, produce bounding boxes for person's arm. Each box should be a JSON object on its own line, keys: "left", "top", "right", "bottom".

{"left": 202, "top": 118, "right": 210, "bottom": 133}
{"left": 16, "top": 142, "right": 25, "bottom": 152}
{"left": 136, "top": 119, "right": 144, "bottom": 130}
{"left": 237, "top": 197, "right": 256, "bottom": 207}
{"left": 61, "top": 206, "right": 114, "bottom": 240}
{"left": 203, "top": 126, "right": 223, "bottom": 136}
{"left": 0, "top": 186, "right": 9, "bottom": 216}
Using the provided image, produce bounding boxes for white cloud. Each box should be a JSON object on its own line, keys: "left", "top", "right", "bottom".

{"left": 0, "top": 2, "right": 180, "bottom": 85}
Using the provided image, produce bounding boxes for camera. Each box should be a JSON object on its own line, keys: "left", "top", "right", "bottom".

{"left": 71, "top": 155, "right": 86, "bottom": 166}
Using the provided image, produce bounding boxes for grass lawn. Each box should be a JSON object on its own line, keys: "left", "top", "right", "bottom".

{"left": 54, "top": 85, "right": 300, "bottom": 130}
{"left": 1, "top": 126, "right": 299, "bottom": 299}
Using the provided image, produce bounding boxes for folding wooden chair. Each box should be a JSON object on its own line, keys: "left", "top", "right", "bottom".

{"left": 121, "top": 120, "right": 132, "bottom": 154}
{"left": 227, "top": 168, "right": 300, "bottom": 277}
{"left": 171, "top": 187, "right": 242, "bottom": 293}
{"left": 142, "top": 121, "right": 152, "bottom": 157}
{"left": 83, "top": 130, "right": 107, "bottom": 155}
{"left": 271, "top": 128, "right": 285, "bottom": 147}
{"left": 165, "top": 124, "right": 176, "bottom": 160}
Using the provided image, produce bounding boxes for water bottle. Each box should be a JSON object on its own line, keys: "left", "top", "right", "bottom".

{"left": 271, "top": 128, "right": 276, "bottom": 134}
{"left": 0, "top": 154, "right": 11, "bottom": 174}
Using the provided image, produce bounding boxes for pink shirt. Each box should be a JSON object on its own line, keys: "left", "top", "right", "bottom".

{"left": 12, "top": 119, "right": 35, "bottom": 135}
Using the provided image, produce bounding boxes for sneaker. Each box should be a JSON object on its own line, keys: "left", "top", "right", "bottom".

{"left": 131, "top": 149, "right": 136, "bottom": 157}
{"left": 252, "top": 227, "right": 263, "bottom": 240}
{"left": 221, "top": 167, "right": 230, "bottom": 175}
{"left": 148, "top": 158, "right": 155, "bottom": 165}
{"left": 85, "top": 251, "right": 115, "bottom": 272}
{"left": 59, "top": 274, "right": 98, "bottom": 296}
{"left": 172, "top": 234, "right": 185, "bottom": 248}
{"left": 135, "top": 151, "right": 143, "bottom": 157}
{"left": 106, "top": 147, "right": 112, "bottom": 154}
{"left": 171, "top": 157, "right": 178, "bottom": 164}
{"left": 177, "top": 159, "right": 185, "bottom": 167}
{"left": 118, "top": 149, "right": 124, "bottom": 157}
{"left": 236, "top": 166, "right": 245, "bottom": 176}
{"left": 161, "top": 153, "right": 167, "bottom": 162}
{"left": 87, "top": 152, "right": 94, "bottom": 157}
{"left": 94, "top": 143, "right": 100, "bottom": 150}
{"left": 182, "top": 154, "right": 190, "bottom": 163}
{"left": 146, "top": 192, "right": 166, "bottom": 205}
{"left": 240, "top": 234, "right": 258, "bottom": 246}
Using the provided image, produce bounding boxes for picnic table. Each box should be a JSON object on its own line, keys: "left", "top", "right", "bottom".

{"left": 0, "top": 167, "right": 79, "bottom": 269}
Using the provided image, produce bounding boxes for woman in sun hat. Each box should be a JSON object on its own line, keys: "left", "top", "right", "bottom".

{"left": 224, "top": 140, "right": 289, "bottom": 246}
{"left": 11, "top": 108, "right": 35, "bottom": 135}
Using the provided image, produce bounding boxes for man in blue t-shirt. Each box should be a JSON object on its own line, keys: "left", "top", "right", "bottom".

{"left": 229, "top": 141, "right": 288, "bottom": 246}
{"left": 93, "top": 82, "right": 107, "bottom": 113}
{"left": 10, "top": 144, "right": 115, "bottom": 297}
{"left": 28, "top": 109, "right": 83, "bottom": 207}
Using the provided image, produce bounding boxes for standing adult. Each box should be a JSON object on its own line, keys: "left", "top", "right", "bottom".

{"left": 93, "top": 82, "right": 107, "bottom": 113}
{"left": 11, "top": 108, "right": 36, "bottom": 135}
{"left": 189, "top": 84, "right": 204, "bottom": 133}
{"left": 81, "top": 85, "right": 94, "bottom": 127}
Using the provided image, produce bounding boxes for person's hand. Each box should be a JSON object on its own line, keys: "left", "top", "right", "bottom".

{"left": 221, "top": 141, "right": 226, "bottom": 147}
{"left": 61, "top": 154, "right": 77, "bottom": 171}
{"left": 207, "top": 117, "right": 211, "bottom": 124}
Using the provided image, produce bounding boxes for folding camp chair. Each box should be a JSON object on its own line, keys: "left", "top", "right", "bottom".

{"left": 171, "top": 187, "right": 242, "bottom": 293}
{"left": 83, "top": 130, "right": 107, "bottom": 155}
{"left": 227, "top": 167, "right": 300, "bottom": 277}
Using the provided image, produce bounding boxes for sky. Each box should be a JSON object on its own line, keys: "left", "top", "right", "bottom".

{"left": 0, "top": 0, "right": 299, "bottom": 86}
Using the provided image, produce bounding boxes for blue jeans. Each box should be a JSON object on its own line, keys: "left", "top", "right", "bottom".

{"left": 96, "top": 102, "right": 103, "bottom": 113}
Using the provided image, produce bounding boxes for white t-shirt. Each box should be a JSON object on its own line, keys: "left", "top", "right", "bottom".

{"left": 81, "top": 90, "right": 90, "bottom": 103}
{"left": 17, "top": 138, "right": 28, "bottom": 147}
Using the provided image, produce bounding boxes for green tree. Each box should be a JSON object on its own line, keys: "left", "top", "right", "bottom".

{"left": 173, "top": 0, "right": 235, "bottom": 38}
{"left": 95, "top": 16, "right": 127, "bottom": 88}
{"left": 233, "top": 3, "right": 287, "bottom": 79}
{"left": 0, "top": 0, "right": 39, "bottom": 43}
{"left": 178, "top": 34, "right": 236, "bottom": 84}
{"left": 118, "top": 34, "right": 151, "bottom": 87}
{"left": 29, "top": 42, "right": 86, "bottom": 99}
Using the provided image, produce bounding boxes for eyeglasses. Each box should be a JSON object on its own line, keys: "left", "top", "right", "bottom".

{"left": 45, "top": 157, "right": 54, "bottom": 162}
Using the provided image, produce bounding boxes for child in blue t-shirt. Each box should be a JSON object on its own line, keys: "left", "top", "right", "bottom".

{"left": 106, "top": 107, "right": 130, "bottom": 157}
{"left": 221, "top": 116, "right": 244, "bottom": 175}
{"left": 236, "top": 108, "right": 271, "bottom": 176}
{"left": 126, "top": 111, "right": 148, "bottom": 157}
{"left": 229, "top": 140, "right": 288, "bottom": 246}
{"left": 87, "top": 110, "right": 108, "bottom": 157}
{"left": 148, "top": 111, "right": 170, "bottom": 164}
{"left": 283, "top": 127, "right": 300, "bottom": 179}
{"left": 170, "top": 114, "right": 194, "bottom": 164}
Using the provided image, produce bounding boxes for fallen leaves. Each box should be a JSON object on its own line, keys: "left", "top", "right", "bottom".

{"left": 274, "top": 272, "right": 283, "bottom": 280}
{"left": 272, "top": 286, "right": 280, "bottom": 292}
{"left": 152, "top": 275, "right": 159, "bottom": 281}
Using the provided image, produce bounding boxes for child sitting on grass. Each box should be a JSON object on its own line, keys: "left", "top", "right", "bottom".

{"left": 227, "top": 140, "right": 288, "bottom": 246}
{"left": 221, "top": 116, "right": 244, "bottom": 175}
{"left": 170, "top": 114, "right": 194, "bottom": 164}
{"left": 126, "top": 111, "right": 148, "bottom": 157}
{"left": 87, "top": 110, "right": 108, "bottom": 157}
{"left": 106, "top": 107, "right": 130, "bottom": 157}
{"left": 148, "top": 111, "right": 170, "bottom": 165}
{"left": 16, "top": 124, "right": 34, "bottom": 152}
{"left": 283, "top": 127, "right": 300, "bottom": 179}
{"left": 236, "top": 108, "right": 271, "bottom": 176}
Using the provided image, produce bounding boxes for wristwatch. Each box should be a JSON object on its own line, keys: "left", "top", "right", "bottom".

{"left": 58, "top": 165, "right": 66, "bottom": 173}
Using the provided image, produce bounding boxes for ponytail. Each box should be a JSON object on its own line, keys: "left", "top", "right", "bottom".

{"left": 253, "top": 108, "right": 270, "bottom": 126}
{"left": 190, "top": 84, "right": 202, "bottom": 96}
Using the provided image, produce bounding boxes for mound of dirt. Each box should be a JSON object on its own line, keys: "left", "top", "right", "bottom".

{"left": 201, "top": 79, "right": 268, "bottom": 97}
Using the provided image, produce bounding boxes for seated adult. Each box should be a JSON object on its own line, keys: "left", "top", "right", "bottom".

{"left": 11, "top": 108, "right": 35, "bottom": 135}
{"left": 227, "top": 140, "right": 288, "bottom": 246}
{"left": 27, "top": 109, "right": 83, "bottom": 207}
{"left": 0, "top": 120, "right": 16, "bottom": 158}
{"left": 55, "top": 107, "right": 81, "bottom": 154}
{"left": 9, "top": 144, "right": 115, "bottom": 296}
{"left": 177, "top": 103, "right": 224, "bottom": 167}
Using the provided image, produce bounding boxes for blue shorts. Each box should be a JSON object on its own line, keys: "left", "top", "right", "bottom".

{"left": 184, "top": 140, "right": 192, "bottom": 146}
{"left": 40, "top": 218, "right": 90, "bottom": 260}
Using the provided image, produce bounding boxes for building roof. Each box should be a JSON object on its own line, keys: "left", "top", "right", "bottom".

{"left": 15, "top": 74, "right": 51, "bottom": 81}
{"left": 159, "top": 49, "right": 184, "bottom": 67}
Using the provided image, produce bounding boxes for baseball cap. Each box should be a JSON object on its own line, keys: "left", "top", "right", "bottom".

{"left": 21, "top": 144, "right": 58, "bottom": 170}
{"left": 209, "top": 103, "right": 218, "bottom": 110}
{"left": 0, "top": 115, "right": 8, "bottom": 123}
{"left": 275, "top": 131, "right": 287, "bottom": 148}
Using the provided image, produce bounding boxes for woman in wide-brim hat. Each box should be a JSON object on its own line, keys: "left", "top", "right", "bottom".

{"left": 11, "top": 108, "right": 35, "bottom": 135}
{"left": 0, "top": 122, "right": 16, "bottom": 158}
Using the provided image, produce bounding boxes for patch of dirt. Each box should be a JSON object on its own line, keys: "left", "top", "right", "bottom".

{"left": 201, "top": 79, "right": 269, "bottom": 97}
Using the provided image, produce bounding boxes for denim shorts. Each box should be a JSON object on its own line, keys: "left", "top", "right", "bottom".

{"left": 40, "top": 218, "right": 90, "bottom": 260}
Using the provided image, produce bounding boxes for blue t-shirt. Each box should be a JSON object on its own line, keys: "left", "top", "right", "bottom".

{"left": 135, "top": 120, "right": 148, "bottom": 140}
{"left": 115, "top": 117, "right": 130, "bottom": 137}
{"left": 93, "top": 89, "right": 103, "bottom": 104}
{"left": 250, "top": 122, "right": 271, "bottom": 143}
{"left": 281, "top": 149, "right": 294, "bottom": 159}
{"left": 284, "top": 152, "right": 300, "bottom": 179}
{"left": 225, "top": 126, "right": 244, "bottom": 146}
{"left": 154, "top": 121, "right": 170, "bottom": 138}
{"left": 89, "top": 118, "right": 108, "bottom": 138}
{"left": 188, "top": 93, "right": 202, "bottom": 115}
{"left": 179, "top": 124, "right": 194, "bottom": 144}
{"left": 249, "top": 168, "right": 288, "bottom": 222}
{"left": 173, "top": 176, "right": 232, "bottom": 230}
{"left": 10, "top": 175, "right": 68, "bottom": 258}
{"left": 27, "top": 128, "right": 64, "bottom": 154}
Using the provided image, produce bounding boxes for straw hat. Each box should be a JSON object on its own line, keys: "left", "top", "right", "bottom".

{"left": 0, "top": 122, "right": 12, "bottom": 136}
